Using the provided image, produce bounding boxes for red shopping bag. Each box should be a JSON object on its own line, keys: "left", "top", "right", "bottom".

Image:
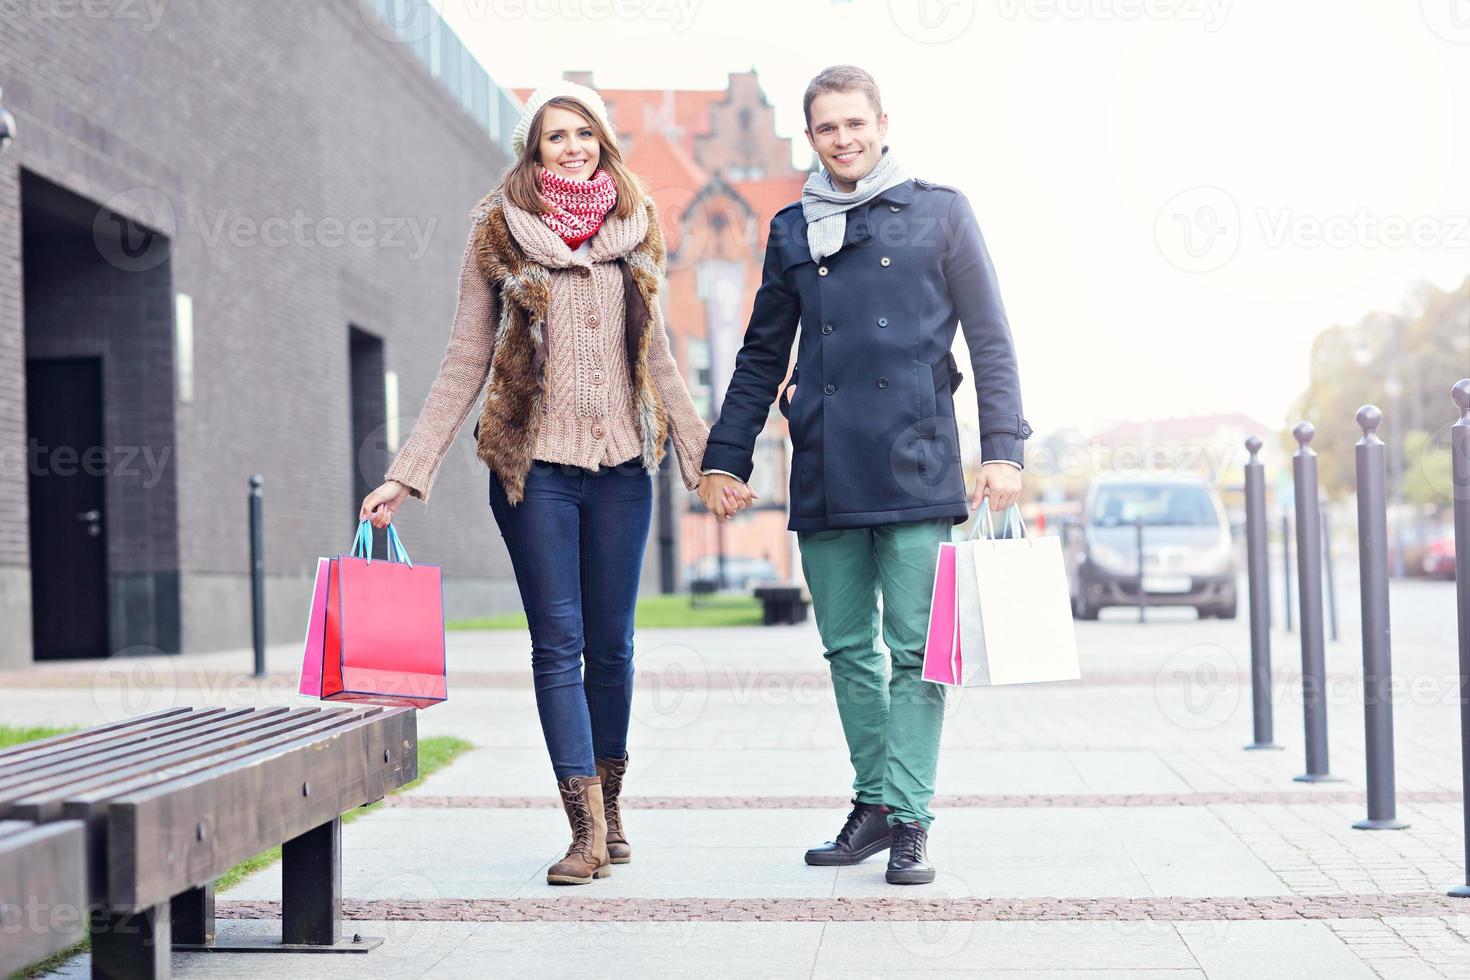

{"left": 299, "top": 521, "right": 447, "bottom": 709}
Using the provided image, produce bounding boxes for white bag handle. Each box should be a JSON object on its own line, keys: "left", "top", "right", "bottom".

{"left": 974, "top": 498, "right": 1029, "bottom": 543}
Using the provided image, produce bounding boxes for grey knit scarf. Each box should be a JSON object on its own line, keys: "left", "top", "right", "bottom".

{"left": 800, "top": 148, "right": 909, "bottom": 263}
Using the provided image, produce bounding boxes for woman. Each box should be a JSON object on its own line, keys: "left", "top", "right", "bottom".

{"left": 359, "top": 81, "right": 746, "bottom": 885}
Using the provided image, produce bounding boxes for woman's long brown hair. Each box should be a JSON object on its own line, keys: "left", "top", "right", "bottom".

{"left": 499, "top": 96, "right": 643, "bottom": 220}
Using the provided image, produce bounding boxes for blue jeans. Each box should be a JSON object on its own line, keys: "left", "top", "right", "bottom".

{"left": 489, "top": 457, "right": 652, "bottom": 781}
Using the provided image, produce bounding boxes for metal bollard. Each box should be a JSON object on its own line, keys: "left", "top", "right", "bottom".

{"left": 1351, "top": 406, "right": 1407, "bottom": 829}
{"left": 1243, "top": 437, "right": 1281, "bottom": 750}
{"left": 1449, "top": 380, "right": 1470, "bottom": 896}
{"left": 1135, "top": 517, "right": 1147, "bottom": 624}
{"left": 1281, "top": 513, "right": 1295, "bottom": 633}
{"left": 249, "top": 475, "right": 266, "bottom": 679}
{"left": 1321, "top": 498, "right": 1339, "bottom": 643}
{"left": 1292, "top": 423, "right": 1335, "bottom": 782}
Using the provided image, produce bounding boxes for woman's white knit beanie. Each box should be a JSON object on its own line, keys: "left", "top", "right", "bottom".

{"left": 511, "top": 81, "right": 616, "bottom": 158}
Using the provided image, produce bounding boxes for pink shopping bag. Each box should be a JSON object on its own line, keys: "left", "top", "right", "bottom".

{"left": 922, "top": 542, "right": 962, "bottom": 685}
{"left": 299, "top": 522, "right": 447, "bottom": 709}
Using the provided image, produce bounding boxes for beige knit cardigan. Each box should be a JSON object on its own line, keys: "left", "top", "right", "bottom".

{"left": 385, "top": 197, "right": 709, "bottom": 504}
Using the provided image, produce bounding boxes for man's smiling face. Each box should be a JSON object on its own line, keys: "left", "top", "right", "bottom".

{"left": 805, "top": 89, "right": 889, "bottom": 192}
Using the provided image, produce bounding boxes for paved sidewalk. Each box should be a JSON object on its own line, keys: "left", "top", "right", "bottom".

{"left": 12, "top": 578, "right": 1470, "bottom": 977}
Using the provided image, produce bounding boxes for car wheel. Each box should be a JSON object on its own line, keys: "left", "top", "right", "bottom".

{"left": 1074, "top": 594, "right": 1099, "bottom": 621}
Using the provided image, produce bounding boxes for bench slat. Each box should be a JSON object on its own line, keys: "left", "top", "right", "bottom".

{"left": 107, "top": 706, "right": 416, "bottom": 910}
{"left": 0, "top": 708, "right": 230, "bottom": 775}
{"left": 0, "top": 821, "right": 88, "bottom": 976}
{"left": 0, "top": 707, "right": 192, "bottom": 763}
{"left": 2, "top": 708, "right": 347, "bottom": 820}
{"left": 49, "top": 708, "right": 380, "bottom": 906}
{"left": 0, "top": 706, "right": 267, "bottom": 794}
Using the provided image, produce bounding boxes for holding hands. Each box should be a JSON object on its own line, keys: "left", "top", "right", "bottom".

{"left": 698, "top": 472, "right": 758, "bottom": 522}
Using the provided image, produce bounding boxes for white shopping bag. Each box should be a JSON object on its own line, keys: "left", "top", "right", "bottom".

{"left": 929, "top": 506, "right": 1081, "bottom": 687}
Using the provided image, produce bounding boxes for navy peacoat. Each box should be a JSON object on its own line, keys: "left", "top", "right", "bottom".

{"left": 702, "top": 178, "right": 1032, "bottom": 532}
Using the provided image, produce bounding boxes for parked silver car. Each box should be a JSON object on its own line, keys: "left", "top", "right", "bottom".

{"left": 1065, "top": 476, "right": 1237, "bottom": 620}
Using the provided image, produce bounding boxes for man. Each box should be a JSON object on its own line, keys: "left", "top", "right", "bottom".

{"left": 698, "top": 65, "right": 1031, "bottom": 885}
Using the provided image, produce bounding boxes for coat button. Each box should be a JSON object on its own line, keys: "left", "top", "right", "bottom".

{"left": 587, "top": 313, "right": 599, "bottom": 326}
{"left": 577, "top": 266, "right": 591, "bottom": 278}
{"left": 821, "top": 323, "right": 833, "bottom": 335}
{"left": 823, "top": 383, "right": 835, "bottom": 395}
{"left": 877, "top": 377, "right": 888, "bottom": 389}
{"left": 877, "top": 317, "right": 888, "bottom": 327}
{"left": 591, "top": 423, "right": 605, "bottom": 438}
{"left": 880, "top": 257, "right": 891, "bottom": 267}
{"left": 591, "top": 370, "right": 604, "bottom": 384}
{"left": 818, "top": 266, "right": 829, "bottom": 276}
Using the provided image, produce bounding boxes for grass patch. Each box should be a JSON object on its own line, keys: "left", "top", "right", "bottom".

{"left": 4, "top": 729, "right": 475, "bottom": 978}
{"left": 449, "top": 592, "right": 764, "bottom": 630}
{"left": 0, "top": 725, "right": 78, "bottom": 749}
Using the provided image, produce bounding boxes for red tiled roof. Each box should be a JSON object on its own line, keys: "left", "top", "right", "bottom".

{"left": 731, "top": 174, "right": 807, "bottom": 221}
{"left": 627, "top": 132, "right": 709, "bottom": 198}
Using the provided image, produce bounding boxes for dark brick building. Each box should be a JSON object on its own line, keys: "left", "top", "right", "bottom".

{"left": 0, "top": 0, "right": 547, "bottom": 666}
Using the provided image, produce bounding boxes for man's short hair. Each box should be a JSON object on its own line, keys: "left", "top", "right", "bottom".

{"left": 802, "top": 65, "right": 883, "bottom": 129}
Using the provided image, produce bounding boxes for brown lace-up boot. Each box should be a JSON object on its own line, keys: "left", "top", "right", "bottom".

{"left": 596, "top": 755, "right": 631, "bottom": 864}
{"left": 547, "top": 774, "right": 611, "bottom": 885}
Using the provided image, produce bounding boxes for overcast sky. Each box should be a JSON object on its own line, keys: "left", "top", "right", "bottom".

{"left": 439, "top": 0, "right": 1470, "bottom": 436}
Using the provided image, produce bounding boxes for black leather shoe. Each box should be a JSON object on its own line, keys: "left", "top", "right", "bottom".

{"left": 885, "top": 820, "right": 936, "bottom": 884}
{"left": 804, "top": 799, "right": 891, "bottom": 866}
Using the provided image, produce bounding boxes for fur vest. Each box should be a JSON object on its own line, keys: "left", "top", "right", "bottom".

{"left": 469, "top": 194, "right": 671, "bottom": 505}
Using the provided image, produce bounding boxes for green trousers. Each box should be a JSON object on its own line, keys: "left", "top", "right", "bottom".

{"left": 797, "top": 518, "right": 951, "bottom": 828}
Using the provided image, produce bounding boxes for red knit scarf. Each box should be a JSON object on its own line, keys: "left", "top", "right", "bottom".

{"left": 536, "top": 166, "right": 617, "bottom": 249}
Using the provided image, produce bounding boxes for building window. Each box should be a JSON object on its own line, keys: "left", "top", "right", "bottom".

{"left": 687, "top": 337, "right": 712, "bottom": 419}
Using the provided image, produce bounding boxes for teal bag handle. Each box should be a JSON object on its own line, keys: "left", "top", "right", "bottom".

{"left": 385, "top": 524, "right": 413, "bottom": 567}
{"left": 352, "top": 520, "right": 372, "bottom": 558}
{"left": 352, "top": 520, "right": 413, "bottom": 567}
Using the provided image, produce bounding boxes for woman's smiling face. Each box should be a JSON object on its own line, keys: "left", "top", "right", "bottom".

{"left": 537, "top": 104, "right": 600, "bottom": 181}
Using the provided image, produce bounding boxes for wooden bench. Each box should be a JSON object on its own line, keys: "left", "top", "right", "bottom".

{"left": 0, "top": 704, "right": 417, "bottom": 979}
{"left": 0, "top": 819, "right": 88, "bottom": 977}
{"left": 753, "top": 584, "right": 810, "bottom": 625}
{"left": 689, "top": 577, "right": 718, "bottom": 607}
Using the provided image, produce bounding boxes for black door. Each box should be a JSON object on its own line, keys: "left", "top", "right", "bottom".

{"left": 26, "top": 358, "right": 110, "bottom": 659}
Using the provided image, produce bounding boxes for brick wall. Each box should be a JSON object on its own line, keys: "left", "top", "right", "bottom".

{"left": 0, "top": 0, "right": 524, "bottom": 657}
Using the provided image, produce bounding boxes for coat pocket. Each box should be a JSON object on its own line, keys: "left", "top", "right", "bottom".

{"left": 915, "top": 360, "right": 939, "bottom": 439}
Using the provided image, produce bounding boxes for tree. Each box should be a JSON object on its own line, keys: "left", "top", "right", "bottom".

{"left": 1290, "top": 277, "right": 1469, "bottom": 508}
